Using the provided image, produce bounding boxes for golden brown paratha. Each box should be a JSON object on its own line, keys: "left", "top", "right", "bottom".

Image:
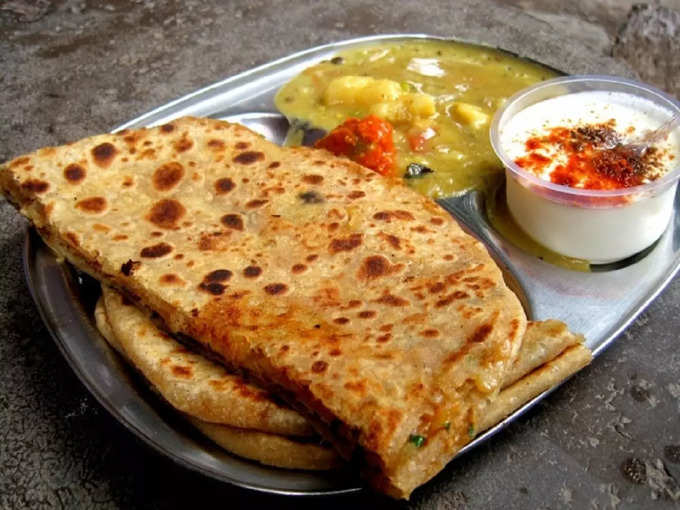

{"left": 94, "top": 296, "right": 339, "bottom": 470}
{"left": 1, "top": 117, "right": 527, "bottom": 498}
{"left": 98, "top": 286, "right": 314, "bottom": 436}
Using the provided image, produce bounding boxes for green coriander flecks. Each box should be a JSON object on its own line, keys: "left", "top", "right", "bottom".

{"left": 408, "top": 434, "right": 426, "bottom": 447}
{"left": 468, "top": 424, "right": 476, "bottom": 438}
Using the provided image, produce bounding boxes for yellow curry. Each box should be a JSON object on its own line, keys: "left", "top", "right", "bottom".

{"left": 275, "top": 39, "right": 557, "bottom": 197}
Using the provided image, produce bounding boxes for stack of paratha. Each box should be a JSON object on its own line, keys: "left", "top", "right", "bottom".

{"left": 0, "top": 117, "right": 591, "bottom": 498}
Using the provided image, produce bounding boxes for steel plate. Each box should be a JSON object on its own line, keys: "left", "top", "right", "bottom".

{"left": 23, "top": 34, "right": 680, "bottom": 496}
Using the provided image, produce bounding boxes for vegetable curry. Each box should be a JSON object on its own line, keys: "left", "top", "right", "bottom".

{"left": 275, "top": 39, "right": 557, "bottom": 197}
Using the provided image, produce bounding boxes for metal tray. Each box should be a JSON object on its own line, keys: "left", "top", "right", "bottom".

{"left": 23, "top": 34, "right": 680, "bottom": 496}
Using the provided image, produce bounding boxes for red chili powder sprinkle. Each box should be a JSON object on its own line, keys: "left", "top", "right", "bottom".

{"left": 515, "top": 123, "right": 668, "bottom": 190}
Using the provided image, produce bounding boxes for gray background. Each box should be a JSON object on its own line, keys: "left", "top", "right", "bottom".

{"left": 1, "top": 0, "right": 679, "bottom": 508}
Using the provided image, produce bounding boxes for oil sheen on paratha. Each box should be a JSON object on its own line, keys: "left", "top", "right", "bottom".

{"left": 0, "top": 117, "right": 526, "bottom": 498}
{"left": 99, "top": 286, "right": 314, "bottom": 437}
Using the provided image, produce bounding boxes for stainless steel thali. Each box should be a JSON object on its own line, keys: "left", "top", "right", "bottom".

{"left": 23, "top": 34, "right": 680, "bottom": 496}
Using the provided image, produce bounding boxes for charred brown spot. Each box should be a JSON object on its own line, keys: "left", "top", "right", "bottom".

{"left": 420, "top": 329, "right": 440, "bottom": 338}
{"left": 160, "top": 274, "right": 183, "bottom": 285}
{"left": 215, "top": 177, "right": 235, "bottom": 194}
{"left": 147, "top": 199, "right": 186, "bottom": 229}
{"left": 429, "top": 282, "right": 446, "bottom": 294}
{"left": 348, "top": 190, "right": 365, "bottom": 199}
{"left": 436, "top": 290, "right": 470, "bottom": 308}
{"left": 373, "top": 210, "right": 415, "bottom": 222}
{"left": 174, "top": 136, "right": 193, "bottom": 152}
{"left": 330, "top": 348, "right": 342, "bottom": 356}
{"left": 375, "top": 293, "right": 409, "bottom": 307}
{"left": 207, "top": 139, "right": 225, "bottom": 149}
{"left": 329, "top": 234, "right": 363, "bottom": 254}
{"left": 233, "top": 151, "right": 265, "bottom": 165}
{"left": 347, "top": 300, "right": 362, "bottom": 308}
{"left": 221, "top": 214, "right": 243, "bottom": 231}
{"left": 470, "top": 323, "right": 492, "bottom": 343}
{"left": 160, "top": 123, "right": 175, "bottom": 133}
{"left": 152, "top": 162, "right": 184, "bottom": 191}
{"left": 299, "top": 191, "right": 324, "bottom": 204}
{"left": 268, "top": 161, "right": 281, "bottom": 169}
{"left": 75, "top": 196, "right": 107, "bottom": 214}
{"left": 235, "top": 141, "right": 250, "bottom": 150}
{"left": 92, "top": 143, "right": 117, "bottom": 167}
{"left": 358, "top": 310, "right": 376, "bottom": 319}
{"left": 264, "top": 283, "right": 287, "bottom": 295}
{"left": 122, "top": 176, "right": 134, "bottom": 187}
{"left": 245, "top": 199, "right": 267, "bottom": 208}
{"left": 199, "top": 281, "right": 226, "bottom": 295}
{"left": 311, "top": 360, "right": 328, "bottom": 373}
{"left": 306, "top": 254, "right": 319, "bottom": 262}
{"left": 21, "top": 179, "right": 49, "bottom": 194}
{"left": 140, "top": 242, "right": 173, "bottom": 258}
{"left": 64, "top": 164, "right": 86, "bottom": 183}
{"left": 358, "top": 255, "right": 390, "bottom": 280}
{"left": 171, "top": 365, "right": 192, "bottom": 378}
{"left": 10, "top": 156, "right": 30, "bottom": 168}
{"left": 243, "top": 265, "right": 262, "bottom": 278}
{"left": 430, "top": 217, "right": 445, "bottom": 225}
{"left": 291, "top": 264, "right": 307, "bottom": 274}
{"left": 302, "top": 174, "right": 324, "bottom": 185}
{"left": 333, "top": 317, "right": 349, "bottom": 325}
{"left": 376, "top": 334, "right": 391, "bottom": 343}
{"left": 120, "top": 259, "right": 140, "bottom": 276}
{"left": 379, "top": 233, "right": 401, "bottom": 250}
{"left": 204, "top": 269, "right": 232, "bottom": 283}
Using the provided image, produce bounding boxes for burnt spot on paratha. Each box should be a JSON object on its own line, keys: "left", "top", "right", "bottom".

{"left": 348, "top": 190, "right": 365, "bottom": 199}
{"left": 245, "top": 199, "right": 267, "bottom": 209}
{"left": 233, "top": 151, "right": 265, "bottom": 165}
{"left": 140, "top": 242, "right": 173, "bottom": 258}
{"left": 311, "top": 360, "right": 328, "bottom": 373}
{"left": 147, "top": 199, "right": 186, "bottom": 229}
{"left": 372, "top": 210, "right": 415, "bottom": 222}
{"left": 9, "top": 156, "right": 30, "bottom": 168}
{"left": 199, "top": 282, "right": 226, "bottom": 295}
{"left": 358, "top": 310, "right": 376, "bottom": 319}
{"left": 429, "top": 282, "right": 446, "bottom": 294}
{"left": 302, "top": 174, "right": 324, "bottom": 185}
{"left": 306, "top": 254, "right": 319, "bottom": 262}
{"left": 160, "top": 273, "right": 184, "bottom": 286}
{"left": 334, "top": 317, "right": 349, "bottom": 325}
{"left": 299, "top": 191, "right": 324, "bottom": 204}
{"left": 235, "top": 141, "right": 250, "bottom": 150}
{"left": 92, "top": 143, "right": 117, "bottom": 167}
{"left": 121, "top": 259, "right": 141, "bottom": 276}
{"left": 75, "top": 196, "right": 107, "bottom": 214}
{"left": 65, "top": 231, "right": 80, "bottom": 247}
{"left": 171, "top": 365, "right": 193, "bottom": 378}
{"left": 221, "top": 214, "right": 243, "bottom": 231}
{"left": 264, "top": 283, "right": 287, "bottom": 295}
{"left": 420, "top": 329, "right": 440, "bottom": 338}
{"left": 358, "top": 255, "right": 402, "bottom": 281}
{"left": 268, "top": 161, "right": 281, "bottom": 169}
{"left": 329, "top": 234, "right": 362, "bottom": 254}
{"left": 291, "top": 264, "right": 307, "bottom": 274}
{"left": 198, "top": 231, "right": 231, "bottom": 251}
{"left": 64, "top": 164, "right": 86, "bottom": 183}
{"left": 243, "top": 266, "right": 262, "bottom": 278}
{"left": 122, "top": 176, "right": 134, "bottom": 188}
{"left": 435, "top": 291, "right": 469, "bottom": 308}
{"left": 375, "top": 293, "right": 409, "bottom": 307}
{"left": 430, "top": 217, "right": 445, "bottom": 226}
{"left": 207, "top": 139, "right": 225, "bottom": 150}
{"left": 469, "top": 323, "right": 493, "bottom": 343}
{"left": 160, "top": 123, "right": 175, "bottom": 133}
{"left": 21, "top": 179, "right": 50, "bottom": 194}
{"left": 204, "top": 269, "right": 232, "bottom": 283}
{"left": 376, "top": 334, "right": 391, "bottom": 343}
{"left": 174, "top": 135, "right": 193, "bottom": 153}
{"left": 152, "top": 162, "right": 184, "bottom": 191}
{"left": 214, "top": 178, "right": 235, "bottom": 194}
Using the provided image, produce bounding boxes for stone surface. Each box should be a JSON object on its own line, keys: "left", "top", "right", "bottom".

{"left": 1, "top": 1, "right": 680, "bottom": 509}
{"left": 613, "top": 4, "right": 680, "bottom": 98}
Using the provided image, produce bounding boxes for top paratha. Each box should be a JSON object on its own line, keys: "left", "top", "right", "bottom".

{"left": 0, "top": 116, "right": 526, "bottom": 498}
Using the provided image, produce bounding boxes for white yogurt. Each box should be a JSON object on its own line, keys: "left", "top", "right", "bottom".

{"left": 491, "top": 79, "right": 680, "bottom": 264}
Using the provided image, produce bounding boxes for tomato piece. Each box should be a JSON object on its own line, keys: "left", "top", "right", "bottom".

{"left": 315, "top": 115, "right": 396, "bottom": 176}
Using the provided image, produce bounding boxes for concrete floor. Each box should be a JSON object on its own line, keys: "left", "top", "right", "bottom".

{"left": 1, "top": 1, "right": 679, "bottom": 509}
